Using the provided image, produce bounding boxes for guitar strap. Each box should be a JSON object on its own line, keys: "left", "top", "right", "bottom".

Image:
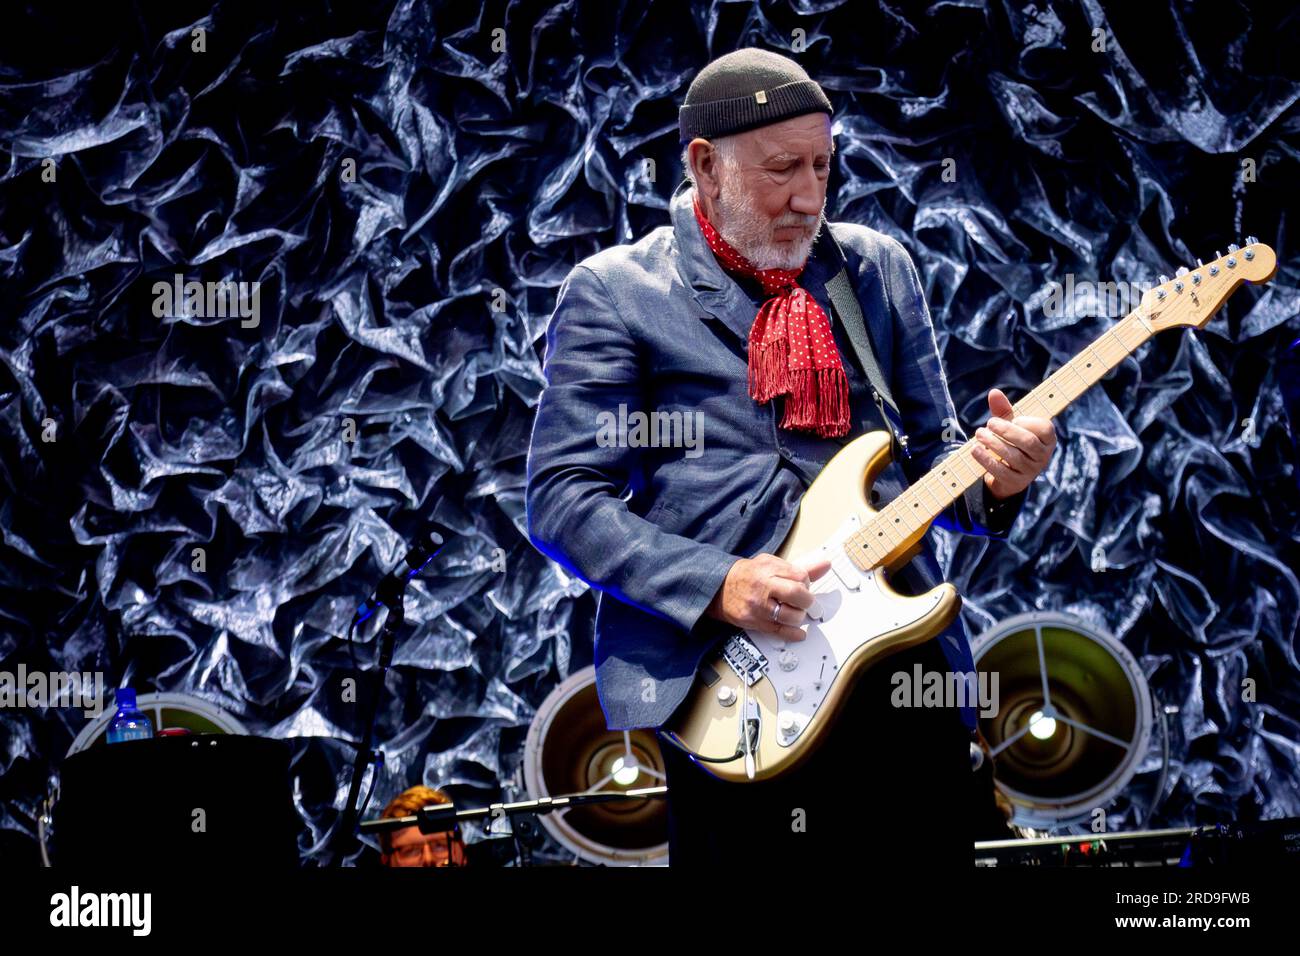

{"left": 822, "top": 235, "right": 912, "bottom": 461}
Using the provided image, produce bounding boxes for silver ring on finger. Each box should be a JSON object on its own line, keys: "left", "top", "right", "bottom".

{"left": 770, "top": 599, "right": 782, "bottom": 622}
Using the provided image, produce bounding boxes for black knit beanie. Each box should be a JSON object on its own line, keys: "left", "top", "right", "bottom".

{"left": 678, "top": 48, "right": 833, "bottom": 145}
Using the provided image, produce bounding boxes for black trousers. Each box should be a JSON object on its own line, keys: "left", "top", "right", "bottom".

{"left": 659, "top": 637, "right": 977, "bottom": 869}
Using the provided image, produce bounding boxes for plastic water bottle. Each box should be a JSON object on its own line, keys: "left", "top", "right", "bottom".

{"left": 106, "top": 688, "right": 154, "bottom": 744}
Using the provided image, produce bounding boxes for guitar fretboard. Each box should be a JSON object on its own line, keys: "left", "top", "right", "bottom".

{"left": 846, "top": 311, "right": 1156, "bottom": 571}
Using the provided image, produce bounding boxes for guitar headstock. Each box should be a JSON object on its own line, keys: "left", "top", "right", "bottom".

{"left": 1138, "top": 238, "right": 1277, "bottom": 331}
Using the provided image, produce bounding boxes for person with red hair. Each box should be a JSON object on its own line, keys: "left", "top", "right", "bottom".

{"left": 377, "top": 785, "right": 468, "bottom": 868}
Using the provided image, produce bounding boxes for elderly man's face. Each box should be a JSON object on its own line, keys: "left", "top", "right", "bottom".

{"left": 695, "top": 112, "right": 832, "bottom": 270}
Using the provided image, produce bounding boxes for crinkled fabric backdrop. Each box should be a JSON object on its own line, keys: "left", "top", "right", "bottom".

{"left": 1, "top": 0, "right": 1298, "bottom": 865}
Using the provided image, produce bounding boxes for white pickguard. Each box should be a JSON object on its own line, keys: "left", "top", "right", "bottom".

{"left": 741, "top": 514, "right": 946, "bottom": 747}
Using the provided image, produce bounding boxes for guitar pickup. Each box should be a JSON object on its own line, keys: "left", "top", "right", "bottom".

{"left": 830, "top": 554, "right": 860, "bottom": 591}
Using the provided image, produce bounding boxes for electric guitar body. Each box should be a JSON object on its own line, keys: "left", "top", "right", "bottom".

{"left": 659, "top": 240, "right": 1278, "bottom": 784}
{"left": 661, "top": 427, "right": 962, "bottom": 783}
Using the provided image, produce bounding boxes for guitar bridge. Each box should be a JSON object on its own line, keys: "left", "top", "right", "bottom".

{"left": 721, "top": 632, "right": 768, "bottom": 687}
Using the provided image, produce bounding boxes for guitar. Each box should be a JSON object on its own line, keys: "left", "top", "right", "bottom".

{"left": 660, "top": 240, "right": 1278, "bottom": 783}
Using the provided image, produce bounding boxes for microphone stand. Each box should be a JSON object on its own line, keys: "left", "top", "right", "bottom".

{"left": 331, "top": 529, "right": 444, "bottom": 865}
{"left": 332, "top": 576, "right": 405, "bottom": 864}
{"left": 360, "top": 786, "right": 670, "bottom": 866}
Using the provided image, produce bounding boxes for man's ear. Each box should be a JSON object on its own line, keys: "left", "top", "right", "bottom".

{"left": 689, "top": 138, "right": 722, "bottom": 200}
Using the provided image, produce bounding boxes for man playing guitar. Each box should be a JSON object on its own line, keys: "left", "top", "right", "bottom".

{"left": 526, "top": 47, "right": 1055, "bottom": 867}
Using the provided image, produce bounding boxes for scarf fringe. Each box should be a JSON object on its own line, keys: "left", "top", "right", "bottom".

{"left": 748, "top": 334, "right": 790, "bottom": 402}
{"left": 780, "top": 366, "right": 851, "bottom": 437}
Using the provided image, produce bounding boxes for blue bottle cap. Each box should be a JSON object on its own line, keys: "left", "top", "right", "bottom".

{"left": 115, "top": 687, "right": 137, "bottom": 709}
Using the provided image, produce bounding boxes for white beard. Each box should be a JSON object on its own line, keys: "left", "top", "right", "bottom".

{"left": 713, "top": 177, "right": 827, "bottom": 271}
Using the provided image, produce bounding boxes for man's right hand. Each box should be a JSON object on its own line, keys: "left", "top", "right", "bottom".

{"left": 704, "top": 553, "right": 832, "bottom": 642}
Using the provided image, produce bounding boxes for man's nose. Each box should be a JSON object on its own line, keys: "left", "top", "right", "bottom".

{"left": 789, "top": 167, "right": 824, "bottom": 216}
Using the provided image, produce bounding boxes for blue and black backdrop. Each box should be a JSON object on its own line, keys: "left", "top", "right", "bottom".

{"left": 1, "top": 0, "right": 1298, "bottom": 865}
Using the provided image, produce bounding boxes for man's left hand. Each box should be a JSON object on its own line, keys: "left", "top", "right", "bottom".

{"left": 971, "top": 387, "right": 1056, "bottom": 499}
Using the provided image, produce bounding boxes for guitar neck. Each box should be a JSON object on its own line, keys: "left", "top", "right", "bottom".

{"left": 844, "top": 239, "right": 1278, "bottom": 571}
{"left": 846, "top": 310, "right": 1156, "bottom": 571}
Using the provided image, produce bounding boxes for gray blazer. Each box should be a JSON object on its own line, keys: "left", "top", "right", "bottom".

{"left": 526, "top": 178, "right": 1026, "bottom": 731}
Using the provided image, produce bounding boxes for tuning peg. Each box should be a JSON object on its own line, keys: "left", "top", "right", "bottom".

{"left": 1245, "top": 234, "right": 1258, "bottom": 245}
{"left": 1228, "top": 243, "right": 1239, "bottom": 252}
{"left": 1175, "top": 266, "right": 1188, "bottom": 277}
{"left": 1195, "top": 258, "right": 1204, "bottom": 267}
{"left": 1215, "top": 250, "right": 1222, "bottom": 259}
{"left": 1159, "top": 274, "right": 1169, "bottom": 284}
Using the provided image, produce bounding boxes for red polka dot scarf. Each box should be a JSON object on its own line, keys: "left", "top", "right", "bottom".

{"left": 692, "top": 196, "right": 849, "bottom": 438}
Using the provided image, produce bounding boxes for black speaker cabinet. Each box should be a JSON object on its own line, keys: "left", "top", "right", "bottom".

{"left": 54, "top": 735, "right": 300, "bottom": 867}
